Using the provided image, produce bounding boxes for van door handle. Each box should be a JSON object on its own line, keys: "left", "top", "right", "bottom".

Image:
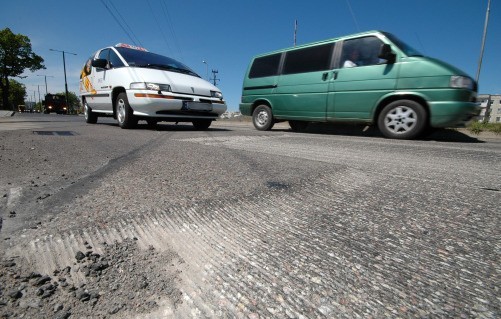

{"left": 332, "top": 71, "right": 338, "bottom": 80}
{"left": 322, "top": 72, "right": 328, "bottom": 81}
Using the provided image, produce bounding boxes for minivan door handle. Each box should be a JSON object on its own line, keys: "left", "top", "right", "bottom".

{"left": 332, "top": 71, "right": 338, "bottom": 80}
{"left": 322, "top": 72, "right": 329, "bottom": 81}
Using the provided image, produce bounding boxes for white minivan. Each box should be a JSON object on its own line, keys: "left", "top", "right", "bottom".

{"left": 79, "top": 43, "right": 226, "bottom": 129}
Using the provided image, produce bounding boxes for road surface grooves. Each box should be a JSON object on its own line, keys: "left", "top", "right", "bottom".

{"left": 3, "top": 133, "right": 499, "bottom": 318}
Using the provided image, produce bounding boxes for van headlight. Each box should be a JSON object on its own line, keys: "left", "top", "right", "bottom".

{"left": 450, "top": 76, "right": 473, "bottom": 90}
{"left": 130, "top": 82, "right": 171, "bottom": 92}
{"left": 211, "top": 91, "right": 223, "bottom": 99}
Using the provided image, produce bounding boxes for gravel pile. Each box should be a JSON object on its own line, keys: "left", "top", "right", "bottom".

{"left": 0, "top": 238, "right": 183, "bottom": 318}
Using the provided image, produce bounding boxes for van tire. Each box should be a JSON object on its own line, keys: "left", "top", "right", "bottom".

{"left": 252, "top": 105, "right": 274, "bottom": 131}
{"left": 84, "top": 100, "right": 98, "bottom": 124}
{"left": 116, "top": 92, "right": 137, "bottom": 129}
{"left": 192, "top": 120, "right": 212, "bottom": 130}
{"left": 378, "top": 100, "right": 426, "bottom": 139}
{"left": 289, "top": 120, "right": 308, "bottom": 132}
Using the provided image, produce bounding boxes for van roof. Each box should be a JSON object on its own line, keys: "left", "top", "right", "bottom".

{"left": 253, "top": 30, "right": 385, "bottom": 58}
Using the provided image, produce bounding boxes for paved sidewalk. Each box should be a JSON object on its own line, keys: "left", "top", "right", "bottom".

{"left": 0, "top": 110, "right": 15, "bottom": 117}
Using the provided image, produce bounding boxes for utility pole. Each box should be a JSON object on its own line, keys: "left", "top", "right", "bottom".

{"left": 36, "top": 74, "right": 54, "bottom": 95}
{"left": 294, "top": 19, "right": 298, "bottom": 46}
{"left": 50, "top": 49, "right": 77, "bottom": 114}
{"left": 476, "top": 0, "right": 491, "bottom": 83}
{"left": 211, "top": 69, "right": 219, "bottom": 86}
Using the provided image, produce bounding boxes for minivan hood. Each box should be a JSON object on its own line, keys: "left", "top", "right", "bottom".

{"left": 400, "top": 56, "right": 471, "bottom": 78}
{"left": 126, "top": 67, "right": 219, "bottom": 96}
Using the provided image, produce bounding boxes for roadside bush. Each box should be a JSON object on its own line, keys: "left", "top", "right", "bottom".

{"left": 466, "top": 121, "right": 501, "bottom": 135}
{"left": 467, "top": 121, "right": 483, "bottom": 135}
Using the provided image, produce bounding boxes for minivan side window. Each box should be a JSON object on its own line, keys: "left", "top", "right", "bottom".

{"left": 109, "top": 50, "right": 125, "bottom": 68}
{"left": 282, "top": 43, "right": 333, "bottom": 75}
{"left": 341, "top": 36, "right": 385, "bottom": 68}
{"left": 96, "top": 49, "right": 110, "bottom": 71}
{"left": 249, "top": 53, "right": 281, "bottom": 78}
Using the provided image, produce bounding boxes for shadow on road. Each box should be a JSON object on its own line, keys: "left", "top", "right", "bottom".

{"left": 278, "top": 123, "right": 485, "bottom": 143}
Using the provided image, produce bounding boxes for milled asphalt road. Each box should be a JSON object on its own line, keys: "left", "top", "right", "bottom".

{"left": 0, "top": 113, "right": 500, "bottom": 318}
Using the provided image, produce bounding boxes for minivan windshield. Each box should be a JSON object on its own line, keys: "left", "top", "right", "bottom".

{"left": 382, "top": 32, "right": 423, "bottom": 57}
{"left": 115, "top": 47, "right": 200, "bottom": 77}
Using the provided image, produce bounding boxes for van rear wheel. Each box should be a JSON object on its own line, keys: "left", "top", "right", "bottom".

{"left": 378, "top": 100, "right": 426, "bottom": 139}
{"left": 192, "top": 119, "right": 212, "bottom": 130}
{"left": 84, "top": 100, "right": 97, "bottom": 124}
{"left": 252, "top": 105, "right": 274, "bottom": 131}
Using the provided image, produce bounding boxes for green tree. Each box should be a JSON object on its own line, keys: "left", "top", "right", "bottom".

{"left": 0, "top": 79, "right": 26, "bottom": 109}
{"left": 0, "top": 28, "right": 45, "bottom": 110}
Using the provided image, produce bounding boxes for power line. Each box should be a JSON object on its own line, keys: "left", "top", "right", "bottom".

{"left": 99, "top": 0, "right": 138, "bottom": 46}
{"left": 160, "top": 0, "right": 184, "bottom": 60}
{"left": 345, "top": 0, "right": 360, "bottom": 32}
{"left": 146, "top": 0, "right": 173, "bottom": 55}
{"left": 108, "top": 0, "right": 143, "bottom": 47}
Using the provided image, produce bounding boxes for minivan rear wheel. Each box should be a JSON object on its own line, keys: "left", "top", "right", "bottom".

{"left": 192, "top": 119, "right": 212, "bottom": 130}
{"left": 116, "top": 92, "right": 137, "bottom": 129}
{"left": 378, "top": 100, "right": 426, "bottom": 139}
{"left": 252, "top": 105, "right": 274, "bottom": 131}
{"left": 289, "top": 120, "right": 308, "bottom": 132}
{"left": 84, "top": 100, "right": 98, "bottom": 124}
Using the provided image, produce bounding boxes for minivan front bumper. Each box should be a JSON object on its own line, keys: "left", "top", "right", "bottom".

{"left": 127, "top": 91, "right": 227, "bottom": 119}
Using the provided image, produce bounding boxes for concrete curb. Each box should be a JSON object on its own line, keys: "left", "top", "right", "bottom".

{"left": 0, "top": 110, "right": 15, "bottom": 117}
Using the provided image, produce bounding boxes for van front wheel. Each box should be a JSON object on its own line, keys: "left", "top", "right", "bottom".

{"left": 116, "top": 92, "right": 137, "bottom": 129}
{"left": 252, "top": 105, "right": 274, "bottom": 131}
{"left": 378, "top": 100, "right": 426, "bottom": 139}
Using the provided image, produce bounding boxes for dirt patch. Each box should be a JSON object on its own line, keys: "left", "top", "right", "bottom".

{"left": 0, "top": 238, "right": 183, "bottom": 318}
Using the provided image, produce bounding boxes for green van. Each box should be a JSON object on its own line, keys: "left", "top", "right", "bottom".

{"left": 239, "top": 30, "right": 480, "bottom": 139}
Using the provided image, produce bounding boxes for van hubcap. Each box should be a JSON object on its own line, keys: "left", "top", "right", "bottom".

{"left": 256, "top": 110, "right": 269, "bottom": 126}
{"left": 384, "top": 106, "right": 417, "bottom": 134}
{"left": 117, "top": 99, "right": 125, "bottom": 123}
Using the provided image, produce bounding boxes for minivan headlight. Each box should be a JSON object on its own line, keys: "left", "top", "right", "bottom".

{"left": 450, "top": 76, "right": 473, "bottom": 90}
{"left": 211, "top": 91, "right": 223, "bottom": 99}
{"left": 130, "top": 82, "right": 171, "bottom": 92}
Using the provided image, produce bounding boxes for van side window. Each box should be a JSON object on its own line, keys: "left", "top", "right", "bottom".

{"left": 283, "top": 43, "right": 333, "bottom": 75}
{"left": 96, "top": 49, "right": 110, "bottom": 70}
{"left": 342, "top": 37, "right": 384, "bottom": 68}
{"left": 249, "top": 54, "right": 281, "bottom": 78}
{"left": 109, "top": 50, "right": 125, "bottom": 68}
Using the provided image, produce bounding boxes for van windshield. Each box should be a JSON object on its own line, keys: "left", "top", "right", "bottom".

{"left": 115, "top": 47, "right": 200, "bottom": 77}
{"left": 382, "top": 32, "right": 423, "bottom": 57}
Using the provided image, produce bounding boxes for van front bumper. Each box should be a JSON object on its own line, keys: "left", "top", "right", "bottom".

{"left": 429, "top": 101, "right": 481, "bottom": 128}
{"left": 127, "top": 91, "right": 226, "bottom": 119}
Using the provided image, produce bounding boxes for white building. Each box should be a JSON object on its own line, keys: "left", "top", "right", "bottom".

{"left": 477, "top": 94, "right": 501, "bottom": 123}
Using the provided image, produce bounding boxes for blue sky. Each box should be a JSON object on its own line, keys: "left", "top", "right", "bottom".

{"left": 2, "top": 0, "right": 499, "bottom": 111}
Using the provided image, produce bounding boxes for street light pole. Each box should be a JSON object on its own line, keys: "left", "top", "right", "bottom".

{"left": 50, "top": 49, "right": 77, "bottom": 114}
{"left": 202, "top": 60, "right": 208, "bottom": 80}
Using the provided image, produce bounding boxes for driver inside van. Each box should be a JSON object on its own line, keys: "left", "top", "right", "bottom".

{"left": 343, "top": 49, "right": 360, "bottom": 68}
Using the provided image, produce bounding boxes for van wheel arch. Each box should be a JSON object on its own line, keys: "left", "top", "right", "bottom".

{"left": 375, "top": 95, "right": 430, "bottom": 127}
{"left": 112, "top": 87, "right": 127, "bottom": 119}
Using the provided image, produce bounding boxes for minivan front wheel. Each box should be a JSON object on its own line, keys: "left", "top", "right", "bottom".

{"left": 252, "top": 105, "right": 274, "bottom": 131}
{"left": 116, "top": 92, "right": 137, "bottom": 129}
{"left": 378, "top": 100, "right": 426, "bottom": 139}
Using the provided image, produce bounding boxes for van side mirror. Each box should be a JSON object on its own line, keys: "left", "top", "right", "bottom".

{"left": 378, "top": 44, "right": 396, "bottom": 63}
{"left": 92, "top": 59, "right": 108, "bottom": 69}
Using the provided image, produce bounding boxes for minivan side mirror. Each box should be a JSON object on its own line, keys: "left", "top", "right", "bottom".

{"left": 92, "top": 59, "right": 108, "bottom": 69}
{"left": 378, "top": 44, "right": 396, "bottom": 64}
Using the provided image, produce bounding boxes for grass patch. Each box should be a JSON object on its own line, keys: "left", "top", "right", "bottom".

{"left": 467, "top": 121, "right": 501, "bottom": 135}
